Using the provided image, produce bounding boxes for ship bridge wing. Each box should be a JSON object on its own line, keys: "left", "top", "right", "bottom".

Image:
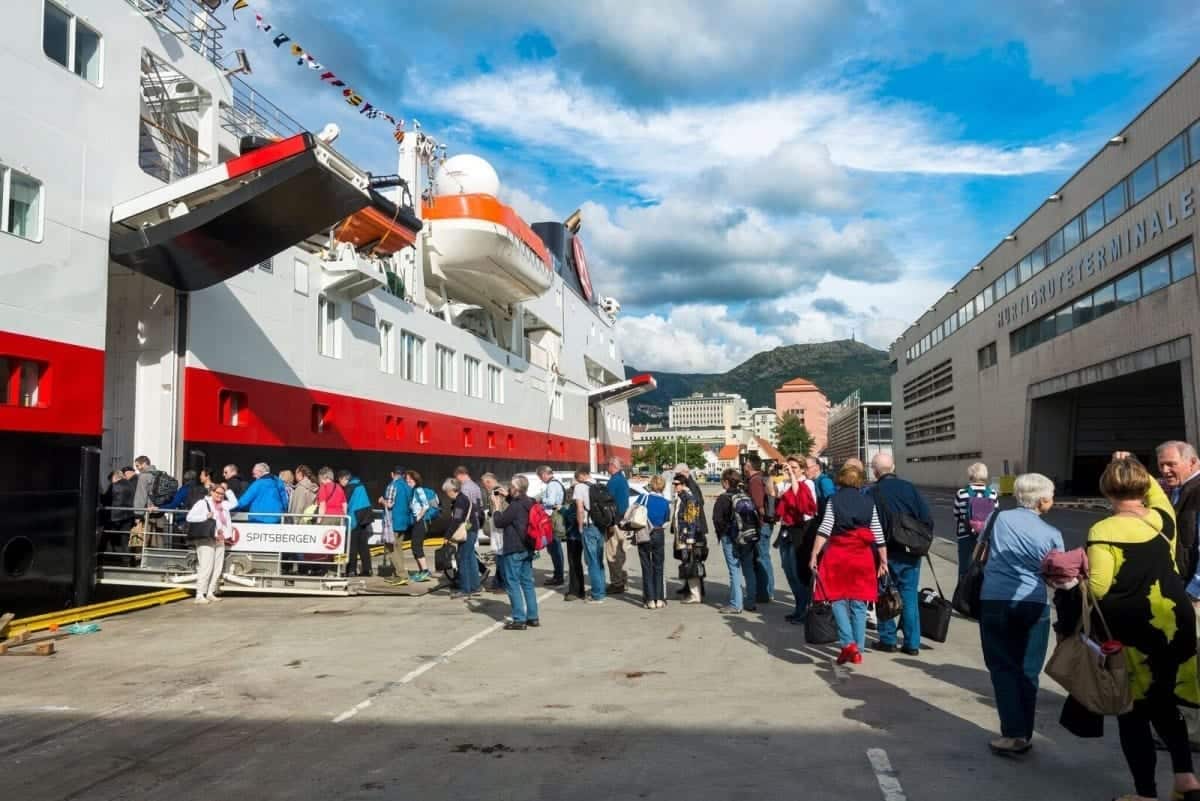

{"left": 109, "top": 134, "right": 421, "bottom": 291}
{"left": 588, "top": 374, "right": 657, "bottom": 407}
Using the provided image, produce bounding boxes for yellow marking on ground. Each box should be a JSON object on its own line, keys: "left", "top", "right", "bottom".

{"left": 8, "top": 588, "right": 190, "bottom": 637}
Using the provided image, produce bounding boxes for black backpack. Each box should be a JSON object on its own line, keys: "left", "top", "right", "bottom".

{"left": 150, "top": 470, "right": 179, "bottom": 505}
{"left": 588, "top": 483, "right": 619, "bottom": 529}
{"left": 728, "top": 491, "right": 760, "bottom": 547}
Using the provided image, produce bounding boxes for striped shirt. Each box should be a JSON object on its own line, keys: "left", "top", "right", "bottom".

{"left": 954, "top": 483, "right": 999, "bottom": 539}
{"left": 817, "top": 490, "right": 887, "bottom": 545}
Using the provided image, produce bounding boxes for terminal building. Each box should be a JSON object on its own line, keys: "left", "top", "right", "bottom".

{"left": 826, "top": 390, "right": 893, "bottom": 470}
{"left": 890, "top": 59, "right": 1200, "bottom": 493}
{"left": 668, "top": 392, "right": 749, "bottom": 430}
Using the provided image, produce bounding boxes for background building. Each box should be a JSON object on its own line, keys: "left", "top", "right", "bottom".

{"left": 740, "top": 407, "right": 779, "bottom": 446}
{"left": 668, "top": 392, "right": 748, "bottom": 430}
{"left": 775, "top": 378, "right": 830, "bottom": 454}
{"left": 826, "top": 390, "right": 893, "bottom": 469}
{"left": 889, "top": 59, "right": 1200, "bottom": 492}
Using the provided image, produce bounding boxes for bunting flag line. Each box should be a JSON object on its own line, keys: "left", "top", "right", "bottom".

{"left": 235, "top": 2, "right": 404, "bottom": 138}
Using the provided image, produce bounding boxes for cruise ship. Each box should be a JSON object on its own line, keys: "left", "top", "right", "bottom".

{"left": 0, "top": 0, "right": 650, "bottom": 608}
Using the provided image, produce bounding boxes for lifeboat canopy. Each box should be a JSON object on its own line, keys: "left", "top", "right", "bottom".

{"left": 434, "top": 154, "right": 500, "bottom": 197}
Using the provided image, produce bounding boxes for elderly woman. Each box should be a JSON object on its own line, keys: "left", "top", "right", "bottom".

{"left": 672, "top": 475, "right": 706, "bottom": 604}
{"left": 1066, "top": 453, "right": 1200, "bottom": 801}
{"left": 955, "top": 461, "right": 999, "bottom": 580}
{"left": 443, "top": 477, "right": 481, "bottom": 599}
{"left": 491, "top": 475, "right": 539, "bottom": 630}
{"left": 978, "top": 473, "right": 1063, "bottom": 757}
{"left": 810, "top": 464, "right": 886, "bottom": 665}
{"left": 637, "top": 474, "right": 672, "bottom": 609}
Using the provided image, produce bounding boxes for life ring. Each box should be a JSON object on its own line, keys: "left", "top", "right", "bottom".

{"left": 572, "top": 236, "right": 594, "bottom": 302}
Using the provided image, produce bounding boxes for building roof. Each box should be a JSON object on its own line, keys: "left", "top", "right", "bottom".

{"left": 754, "top": 437, "right": 784, "bottom": 462}
{"left": 717, "top": 444, "right": 741, "bottom": 460}
{"left": 777, "top": 377, "right": 823, "bottom": 394}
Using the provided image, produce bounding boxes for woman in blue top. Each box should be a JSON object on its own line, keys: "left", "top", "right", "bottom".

{"left": 636, "top": 474, "right": 672, "bottom": 610}
{"left": 978, "top": 472, "right": 1064, "bottom": 757}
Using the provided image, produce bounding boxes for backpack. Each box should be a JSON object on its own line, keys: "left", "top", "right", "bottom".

{"left": 150, "top": 470, "right": 179, "bottom": 506}
{"left": 967, "top": 493, "right": 997, "bottom": 535}
{"left": 419, "top": 487, "right": 440, "bottom": 521}
{"left": 729, "top": 491, "right": 761, "bottom": 547}
{"left": 526, "top": 501, "right": 554, "bottom": 551}
{"left": 588, "top": 483, "right": 619, "bottom": 530}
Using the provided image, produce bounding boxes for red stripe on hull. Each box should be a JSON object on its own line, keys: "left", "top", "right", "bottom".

{"left": 183, "top": 367, "right": 630, "bottom": 466}
{"left": 0, "top": 331, "right": 104, "bottom": 437}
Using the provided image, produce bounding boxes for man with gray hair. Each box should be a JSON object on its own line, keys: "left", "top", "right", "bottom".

{"left": 1158, "top": 441, "right": 1200, "bottom": 586}
{"left": 869, "top": 451, "right": 933, "bottom": 656}
{"left": 536, "top": 466, "right": 567, "bottom": 586}
{"left": 231, "top": 462, "right": 289, "bottom": 524}
{"left": 605, "top": 457, "right": 630, "bottom": 593}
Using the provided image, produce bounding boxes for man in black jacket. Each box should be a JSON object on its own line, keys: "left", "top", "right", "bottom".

{"left": 99, "top": 470, "right": 135, "bottom": 564}
{"left": 1158, "top": 440, "right": 1200, "bottom": 748}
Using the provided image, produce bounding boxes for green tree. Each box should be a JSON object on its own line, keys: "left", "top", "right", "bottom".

{"left": 775, "top": 412, "right": 814, "bottom": 457}
{"left": 633, "top": 438, "right": 706, "bottom": 471}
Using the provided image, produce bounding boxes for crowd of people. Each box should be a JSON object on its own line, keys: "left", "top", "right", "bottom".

{"left": 93, "top": 437, "right": 1200, "bottom": 800}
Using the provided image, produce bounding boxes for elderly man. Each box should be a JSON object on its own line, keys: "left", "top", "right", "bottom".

{"left": 231, "top": 462, "right": 289, "bottom": 524}
{"left": 1159, "top": 440, "right": 1200, "bottom": 749}
{"left": 605, "top": 458, "right": 631, "bottom": 594}
{"left": 869, "top": 451, "right": 933, "bottom": 656}
{"left": 536, "top": 466, "right": 567, "bottom": 587}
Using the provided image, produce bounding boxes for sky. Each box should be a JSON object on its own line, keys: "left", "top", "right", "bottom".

{"left": 218, "top": 0, "right": 1199, "bottom": 373}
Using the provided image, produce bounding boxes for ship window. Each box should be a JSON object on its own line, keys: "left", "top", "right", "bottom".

{"left": 293, "top": 259, "right": 309, "bottom": 295}
{"left": 44, "top": 2, "right": 102, "bottom": 86}
{"left": 351, "top": 301, "right": 375, "bottom": 327}
{"left": 487, "top": 365, "right": 504, "bottom": 404}
{"left": 1, "top": 358, "right": 49, "bottom": 407}
{"left": 218, "top": 390, "right": 246, "bottom": 427}
{"left": 417, "top": 420, "right": 430, "bottom": 445}
{"left": 378, "top": 321, "right": 395, "bottom": 374}
{"left": 506, "top": 432, "right": 515, "bottom": 451}
{"left": 553, "top": 390, "right": 564, "bottom": 420}
{"left": 487, "top": 431, "right": 497, "bottom": 449}
{"left": 435, "top": 345, "right": 457, "bottom": 392}
{"left": 311, "top": 404, "right": 330, "bottom": 434}
{"left": 385, "top": 415, "right": 404, "bottom": 440}
{"left": 401, "top": 331, "right": 425, "bottom": 383}
{"left": 464, "top": 356, "right": 482, "bottom": 398}
{"left": 317, "top": 296, "right": 341, "bottom": 358}
{"left": 1, "top": 166, "right": 44, "bottom": 242}
{"left": 463, "top": 427, "right": 474, "bottom": 448}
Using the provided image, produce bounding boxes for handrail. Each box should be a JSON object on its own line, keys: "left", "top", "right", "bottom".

{"left": 138, "top": 116, "right": 211, "bottom": 158}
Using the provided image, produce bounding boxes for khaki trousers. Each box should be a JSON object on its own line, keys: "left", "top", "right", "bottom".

{"left": 605, "top": 527, "right": 628, "bottom": 588}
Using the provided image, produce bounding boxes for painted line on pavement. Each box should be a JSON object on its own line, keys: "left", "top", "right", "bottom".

{"left": 332, "top": 589, "right": 556, "bottom": 724}
{"left": 867, "top": 748, "right": 908, "bottom": 801}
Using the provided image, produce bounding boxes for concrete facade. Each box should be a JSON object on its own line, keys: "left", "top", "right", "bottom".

{"left": 889, "top": 59, "right": 1200, "bottom": 490}
{"left": 826, "top": 390, "right": 893, "bottom": 470}
{"left": 668, "top": 392, "right": 748, "bottom": 430}
{"left": 775, "top": 378, "right": 830, "bottom": 455}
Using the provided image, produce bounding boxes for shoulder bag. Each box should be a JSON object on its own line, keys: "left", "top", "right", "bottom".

{"left": 186, "top": 500, "right": 217, "bottom": 542}
{"left": 450, "top": 498, "right": 474, "bottom": 544}
{"left": 952, "top": 511, "right": 995, "bottom": 620}
{"left": 1044, "top": 584, "right": 1133, "bottom": 716}
{"left": 804, "top": 573, "right": 839, "bottom": 644}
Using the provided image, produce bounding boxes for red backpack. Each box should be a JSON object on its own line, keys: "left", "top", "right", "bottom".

{"left": 526, "top": 501, "right": 554, "bottom": 551}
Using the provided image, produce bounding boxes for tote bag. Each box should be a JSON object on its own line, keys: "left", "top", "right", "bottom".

{"left": 804, "top": 574, "right": 839, "bottom": 644}
{"left": 952, "top": 512, "right": 996, "bottom": 620}
{"left": 1044, "top": 585, "right": 1133, "bottom": 716}
{"left": 450, "top": 498, "right": 474, "bottom": 544}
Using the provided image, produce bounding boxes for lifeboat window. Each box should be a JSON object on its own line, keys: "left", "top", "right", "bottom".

{"left": 1, "top": 165, "right": 44, "bottom": 242}
{"left": 218, "top": 390, "right": 247, "bottom": 427}
{"left": 463, "top": 427, "right": 474, "bottom": 448}
{"left": 417, "top": 421, "right": 430, "bottom": 445}
{"left": 487, "top": 365, "right": 504, "bottom": 404}
{"left": 43, "top": 2, "right": 103, "bottom": 86}
{"left": 311, "top": 404, "right": 330, "bottom": 434}
{"left": 378, "top": 321, "right": 395, "bottom": 374}
{"left": 487, "top": 431, "right": 497, "bottom": 449}
{"left": 318, "top": 296, "right": 342, "bottom": 358}
{"left": 553, "top": 390, "right": 564, "bottom": 420}
{"left": 464, "top": 356, "right": 482, "bottom": 398}
{"left": 401, "top": 331, "right": 425, "bottom": 384}
{"left": 435, "top": 346, "right": 457, "bottom": 392}
{"left": 294, "top": 259, "right": 310, "bottom": 296}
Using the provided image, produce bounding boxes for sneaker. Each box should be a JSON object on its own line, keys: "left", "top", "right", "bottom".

{"left": 606, "top": 584, "right": 626, "bottom": 595}
{"left": 415, "top": 571, "right": 433, "bottom": 583}
{"left": 503, "top": 621, "right": 527, "bottom": 631}
{"left": 448, "top": 592, "right": 465, "bottom": 600}
{"left": 194, "top": 597, "right": 210, "bottom": 605}
{"left": 873, "top": 642, "right": 898, "bottom": 653}
{"left": 385, "top": 576, "right": 410, "bottom": 586}
{"left": 526, "top": 619, "right": 540, "bottom": 628}
{"left": 836, "top": 643, "right": 860, "bottom": 665}
{"left": 851, "top": 651, "right": 863, "bottom": 665}
{"left": 206, "top": 595, "right": 223, "bottom": 602}
{"left": 988, "top": 737, "right": 1031, "bottom": 756}
{"left": 680, "top": 597, "right": 702, "bottom": 605}
{"left": 719, "top": 605, "right": 743, "bottom": 615}
{"left": 655, "top": 600, "right": 666, "bottom": 609}
{"left": 585, "top": 597, "right": 606, "bottom": 605}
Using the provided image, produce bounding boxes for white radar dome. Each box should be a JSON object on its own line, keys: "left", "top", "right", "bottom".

{"left": 434, "top": 154, "right": 500, "bottom": 197}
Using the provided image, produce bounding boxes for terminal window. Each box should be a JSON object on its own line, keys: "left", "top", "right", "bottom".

{"left": 977, "top": 342, "right": 997, "bottom": 371}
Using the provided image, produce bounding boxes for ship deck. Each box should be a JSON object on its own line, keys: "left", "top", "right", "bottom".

{"left": 1, "top": 492, "right": 1146, "bottom": 801}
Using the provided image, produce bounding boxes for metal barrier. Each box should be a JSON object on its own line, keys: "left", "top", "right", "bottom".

{"left": 96, "top": 508, "right": 356, "bottom": 596}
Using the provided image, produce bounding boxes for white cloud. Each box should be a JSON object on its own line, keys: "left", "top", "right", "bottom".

{"left": 500, "top": 186, "right": 558, "bottom": 225}
{"left": 617, "top": 305, "right": 785, "bottom": 373}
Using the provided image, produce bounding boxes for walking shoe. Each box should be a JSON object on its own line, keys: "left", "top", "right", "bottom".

{"left": 414, "top": 571, "right": 433, "bottom": 582}
{"left": 901, "top": 647, "right": 920, "bottom": 656}
{"left": 655, "top": 600, "right": 666, "bottom": 609}
{"left": 988, "top": 737, "right": 1031, "bottom": 756}
{"left": 606, "top": 584, "right": 626, "bottom": 595}
{"left": 851, "top": 651, "right": 863, "bottom": 664}
{"left": 526, "top": 619, "right": 540, "bottom": 628}
{"left": 206, "top": 595, "right": 222, "bottom": 602}
{"left": 719, "top": 605, "right": 743, "bottom": 614}
{"left": 563, "top": 593, "right": 580, "bottom": 601}
{"left": 544, "top": 577, "right": 565, "bottom": 586}
{"left": 680, "top": 597, "right": 702, "bottom": 604}
{"left": 385, "top": 575, "right": 410, "bottom": 586}
{"left": 503, "top": 621, "right": 527, "bottom": 631}
{"left": 194, "top": 597, "right": 210, "bottom": 605}
{"left": 585, "top": 597, "right": 606, "bottom": 605}
{"left": 448, "top": 591, "right": 465, "bottom": 599}
{"left": 836, "top": 643, "right": 860, "bottom": 665}
{"left": 873, "top": 642, "right": 898, "bottom": 653}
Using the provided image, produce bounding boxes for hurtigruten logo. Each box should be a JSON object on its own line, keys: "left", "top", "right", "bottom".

{"left": 997, "top": 186, "right": 1196, "bottom": 329}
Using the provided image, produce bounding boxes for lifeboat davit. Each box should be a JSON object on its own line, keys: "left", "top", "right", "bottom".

{"left": 422, "top": 155, "right": 553, "bottom": 309}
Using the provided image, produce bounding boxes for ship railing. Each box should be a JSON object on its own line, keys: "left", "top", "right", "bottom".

{"left": 138, "top": 116, "right": 212, "bottom": 182}
{"left": 126, "top": 0, "right": 225, "bottom": 65}
{"left": 95, "top": 507, "right": 356, "bottom": 590}
{"left": 221, "top": 76, "right": 307, "bottom": 142}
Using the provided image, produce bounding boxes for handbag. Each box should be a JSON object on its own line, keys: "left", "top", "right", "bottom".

{"left": 805, "top": 575, "right": 839, "bottom": 644}
{"left": 876, "top": 571, "right": 903, "bottom": 622}
{"left": 1044, "top": 585, "right": 1133, "bottom": 716}
{"left": 450, "top": 499, "right": 474, "bottom": 544}
{"left": 952, "top": 512, "right": 996, "bottom": 620}
{"left": 185, "top": 500, "right": 217, "bottom": 542}
{"left": 889, "top": 511, "right": 933, "bottom": 556}
{"left": 619, "top": 498, "right": 649, "bottom": 532}
{"left": 918, "top": 555, "right": 953, "bottom": 643}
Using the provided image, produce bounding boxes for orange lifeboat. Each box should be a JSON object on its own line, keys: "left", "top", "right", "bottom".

{"left": 335, "top": 196, "right": 421, "bottom": 255}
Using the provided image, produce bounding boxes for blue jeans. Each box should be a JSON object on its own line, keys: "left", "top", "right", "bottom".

{"left": 581, "top": 525, "right": 606, "bottom": 600}
{"left": 779, "top": 538, "right": 810, "bottom": 618}
{"left": 546, "top": 536, "right": 564, "bottom": 581}
{"left": 980, "top": 600, "right": 1050, "bottom": 740}
{"left": 500, "top": 551, "right": 539, "bottom": 623}
{"left": 720, "top": 536, "right": 756, "bottom": 611}
{"left": 957, "top": 533, "right": 977, "bottom": 581}
{"left": 832, "top": 600, "right": 868, "bottom": 649}
{"left": 877, "top": 555, "right": 921, "bottom": 651}
{"left": 457, "top": 529, "right": 480, "bottom": 593}
{"left": 754, "top": 523, "right": 774, "bottom": 601}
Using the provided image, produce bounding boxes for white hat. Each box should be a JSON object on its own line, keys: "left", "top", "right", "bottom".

{"left": 674, "top": 463, "right": 689, "bottom": 473}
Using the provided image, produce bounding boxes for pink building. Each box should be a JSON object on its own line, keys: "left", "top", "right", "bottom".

{"left": 775, "top": 378, "right": 830, "bottom": 456}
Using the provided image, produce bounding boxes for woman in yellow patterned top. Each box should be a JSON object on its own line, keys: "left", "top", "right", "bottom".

{"left": 1087, "top": 453, "right": 1200, "bottom": 801}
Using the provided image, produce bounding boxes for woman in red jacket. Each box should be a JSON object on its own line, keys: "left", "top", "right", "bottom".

{"left": 777, "top": 455, "right": 818, "bottom": 624}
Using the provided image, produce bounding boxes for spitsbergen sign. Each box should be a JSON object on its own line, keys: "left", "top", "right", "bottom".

{"left": 224, "top": 523, "right": 346, "bottom": 555}
{"left": 997, "top": 185, "right": 1196, "bottom": 329}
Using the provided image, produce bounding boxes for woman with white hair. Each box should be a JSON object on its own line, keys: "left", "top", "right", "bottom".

{"left": 954, "top": 462, "right": 999, "bottom": 580}
{"left": 978, "top": 472, "right": 1063, "bottom": 757}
